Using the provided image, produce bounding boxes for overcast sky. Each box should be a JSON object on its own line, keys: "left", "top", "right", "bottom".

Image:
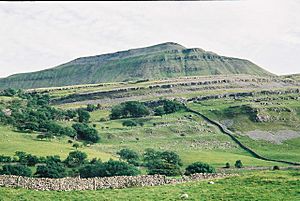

{"left": 0, "top": 1, "right": 300, "bottom": 78}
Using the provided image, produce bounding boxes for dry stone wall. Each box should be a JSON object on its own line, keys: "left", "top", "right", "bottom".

{"left": 0, "top": 173, "right": 234, "bottom": 191}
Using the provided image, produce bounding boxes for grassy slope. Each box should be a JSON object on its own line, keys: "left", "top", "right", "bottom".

{"left": 0, "top": 43, "right": 272, "bottom": 89}
{"left": 0, "top": 170, "right": 299, "bottom": 201}
{"left": 188, "top": 96, "right": 300, "bottom": 163}
{"left": 0, "top": 126, "right": 114, "bottom": 160}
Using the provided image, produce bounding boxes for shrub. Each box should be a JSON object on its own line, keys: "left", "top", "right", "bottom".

{"left": 143, "top": 149, "right": 182, "bottom": 176}
{"left": 0, "top": 155, "right": 12, "bottom": 163}
{"left": 72, "top": 123, "right": 100, "bottom": 143}
{"left": 86, "top": 104, "right": 97, "bottom": 112}
{"left": 273, "top": 165, "right": 280, "bottom": 170}
{"left": 72, "top": 143, "right": 80, "bottom": 149}
{"left": 64, "top": 151, "right": 88, "bottom": 168}
{"left": 225, "top": 162, "right": 230, "bottom": 168}
{"left": 161, "top": 100, "right": 186, "bottom": 114}
{"left": 185, "top": 162, "right": 216, "bottom": 175}
{"left": 35, "top": 156, "right": 67, "bottom": 178}
{"left": 110, "top": 101, "right": 150, "bottom": 119}
{"left": 154, "top": 107, "right": 165, "bottom": 116}
{"left": 117, "top": 149, "right": 140, "bottom": 165}
{"left": 77, "top": 109, "right": 90, "bottom": 123}
{"left": 235, "top": 160, "right": 243, "bottom": 168}
{"left": 0, "top": 164, "right": 32, "bottom": 177}
{"left": 122, "top": 120, "right": 138, "bottom": 127}
{"left": 79, "top": 159, "right": 140, "bottom": 178}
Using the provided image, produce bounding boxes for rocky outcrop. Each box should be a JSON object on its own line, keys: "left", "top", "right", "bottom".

{"left": 0, "top": 173, "right": 235, "bottom": 191}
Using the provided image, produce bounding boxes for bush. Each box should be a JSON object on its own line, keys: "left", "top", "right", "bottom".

{"left": 0, "top": 164, "right": 32, "bottom": 177}
{"left": 79, "top": 159, "right": 140, "bottom": 178}
{"left": 35, "top": 156, "right": 67, "bottom": 178}
{"left": 122, "top": 120, "right": 138, "bottom": 127}
{"left": 77, "top": 109, "right": 90, "bottom": 123}
{"left": 185, "top": 162, "right": 216, "bottom": 175}
{"left": 154, "top": 106, "right": 165, "bottom": 116}
{"left": 64, "top": 151, "right": 87, "bottom": 168}
{"left": 143, "top": 149, "right": 182, "bottom": 176}
{"left": 161, "top": 100, "right": 186, "bottom": 114}
{"left": 72, "top": 123, "right": 100, "bottom": 143}
{"left": 72, "top": 143, "right": 80, "bottom": 149}
{"left": 0, "top": 155, "right": 12, "bottom": 163}
{"left": 273, "top": 165, "right": 280, "bottom": 170}
{"left": 110, "top": 101, "right": 150, "bottom": 119}
{"left": 225, "top": 162, "right": 230, "bottom": 168}
{"left": 86, "top": 104, "right": 97, "bottom": 112}
{"left": 117, "top": 149, "right": 140, "bottom": 165}
{"left": 235, "top": 160, "right": 243, "bottom": 168}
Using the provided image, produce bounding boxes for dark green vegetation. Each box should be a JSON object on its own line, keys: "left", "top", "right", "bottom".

{"left": 0, "top": 42, "right": 273, "bottom": 89}
{"left": 2, "top": 149, "right": 216, "bottom": 178}
{"left": 0, "top": 170, "right": 299, "bottom": 201}
{"left": 0, "top": 91, "right": 100, "bottom": 143}
{"left": 185, "top": 162, "right": 216, "bottom": 175}
{"left": 0, "top": 150, "right": 141, "bottom": 178}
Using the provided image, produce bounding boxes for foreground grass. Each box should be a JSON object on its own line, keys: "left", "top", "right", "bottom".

{"left": 0, "top": 170, "right": 299, "bottom": 201}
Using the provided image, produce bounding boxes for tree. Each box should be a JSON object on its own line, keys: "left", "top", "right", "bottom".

{"left": 72, "top": 123, "right": 100, "bottom": 143}
{"left": 86, "top": 104, "right": 97, "bottom": 112}
{"left": 77, "top": 109, "right": 90, "bottom": 123}
{"left": 35, "top": 156, "right": 67, "bottom": 178}
{"left": 154, "top": 106, "right": 165, "bottom": 116}
{"left": 15, "top": 151, "right": 28, "bottom": 165}
{"left": 185, "top": 162, "right": 216, "bottom": 175}
{"left": 64, "top": 151, "right": 88, "bottom": 168}
{"left": 0, "top": 155, "right": 12, "bottom": 163}
{"left": 0, "top": 164, "right": 32, "bottom": 177}
{"left": 122, "top": 120, "right": 138, "bottom": 127}
{"left": 2, "top": 88, "right": 17, "bottom": 97}
{"left": 225, "top": 162, "right": 230, "bottom": 168}
{"left": 117, "top": 149, "right": 140, "bottom": 165}
{"left": 79, "top": 159, "right": 140, "bottom": 178}
{"left": 72, "top": 143, "right": 80, "bottom": 150}
{"left": 26, "top": 154, "right": 40, "bottom": 166}
{"left": 162, "top": 100, "right": 185, "bottom": 114}
{"left": 235, "top": 160, "right": 243, "bottom": 168}
{"left": 110, "top": 101, "right": 150, "bottom": 119}
{"left": 143, "top": 149, "right": 182, "bottom": 176}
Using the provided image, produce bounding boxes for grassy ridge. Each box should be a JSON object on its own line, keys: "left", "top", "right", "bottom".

{"left": 0, "top": 43, "right": 273, "bottom": 89}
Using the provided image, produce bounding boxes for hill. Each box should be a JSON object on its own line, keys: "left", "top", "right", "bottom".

{"left": 0, "top": 42, "right": 274, "bottom": 89}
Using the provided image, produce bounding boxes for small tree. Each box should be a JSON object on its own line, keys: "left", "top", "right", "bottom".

{"left": 154, "top": 107, "right": 165, "bottom": 116}
{"left": 143, "top": 149, "right": 182, "bottom": 176}
{"left": 0, "top": 164, "right": 32, "bottom": 177}
{"left": 73, "top": 143, "right": 80, "bottom": 150}
{"left": 72, "top": 123, "right": 100, "bottom": 143}
{"left": 77, "top": 109, "right": 90, "bottom": 123}
{"left": 79, "top": 159, "right": 140, "bottom": 178}
{"left": 117, "top": 149, "right": 140, "bottom": 165}
{"left": 235, "top": 160, "right": 243, "bottom": 168}
{"left": 64, "top": 151, "right": 88, "bottom": 168}
{"left": 225, "top": 162, "right": 230, "bottom": 168}
{"left": 86, "top": 104, "right": 97, "bottom": 112}
{"left": 185, "top": 162, "right": 216, "bottom": 175}
{"left": 122, "top": 120, "right": 138, "bottom": 127}
{"left": 35, "top": 156, "right": 67, "bottom": 178}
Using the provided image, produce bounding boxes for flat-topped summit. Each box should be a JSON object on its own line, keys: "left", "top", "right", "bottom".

{"left": 0, "top": 42, "right": 274, "bottom": 89}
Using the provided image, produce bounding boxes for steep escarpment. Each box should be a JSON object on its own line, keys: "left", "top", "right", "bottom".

{"left": 0, "top": 42, "right": 274, "bottom": 89}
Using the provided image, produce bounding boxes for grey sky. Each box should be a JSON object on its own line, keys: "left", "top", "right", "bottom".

{"left": 0, "top": 1, "right": 300, "bottom": 78}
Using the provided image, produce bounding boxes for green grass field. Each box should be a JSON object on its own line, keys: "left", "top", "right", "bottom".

{"left": 0, "top": 170, "right": 299, "bottom": 201}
